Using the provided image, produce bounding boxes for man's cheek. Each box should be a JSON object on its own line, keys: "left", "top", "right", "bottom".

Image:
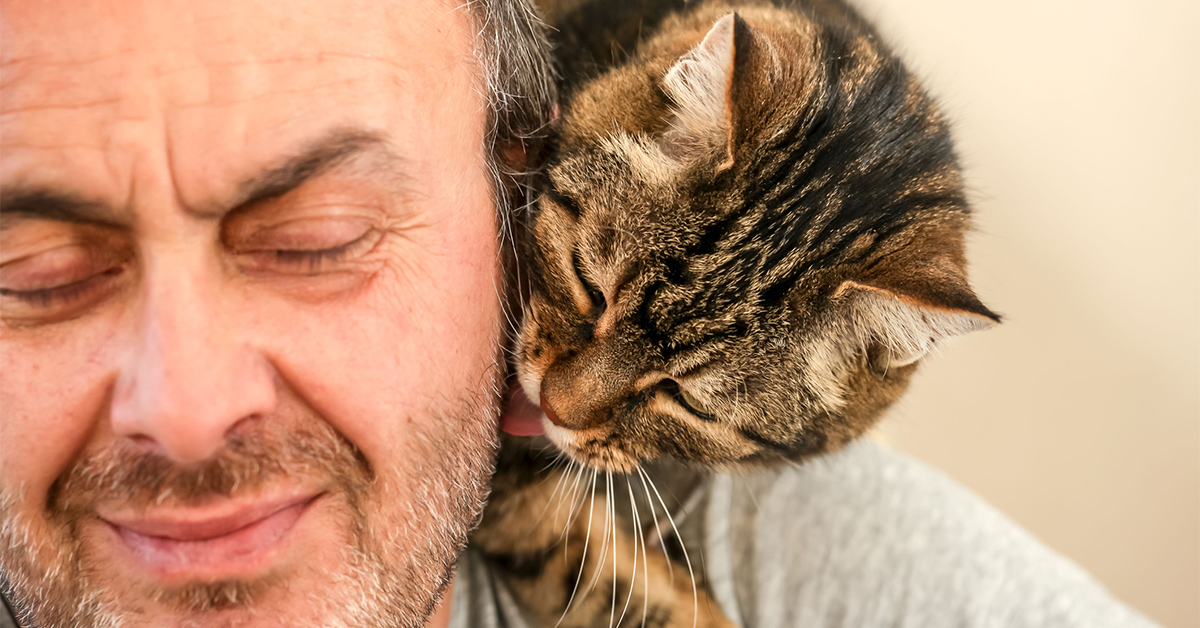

{"left": 245, "top": 288, "right": 434, "bottom": 462}
{"left": 0, "top": 310, "right": 128, "bottom": 511}
{"left": 361, "top": 249, "right": 502, "bottom": 387}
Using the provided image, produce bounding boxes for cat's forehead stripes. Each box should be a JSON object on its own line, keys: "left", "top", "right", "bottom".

{"left": 598, "top": 133, "right": 681, "bottom": 186}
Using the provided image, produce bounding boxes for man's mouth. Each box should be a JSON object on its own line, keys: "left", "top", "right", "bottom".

{"left": 97, "top": 491, "right": 322, "bottom": 582}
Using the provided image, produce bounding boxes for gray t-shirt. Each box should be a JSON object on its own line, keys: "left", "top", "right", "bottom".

{"left": 450, "top": 439, "right": 1158, "bottom": 628}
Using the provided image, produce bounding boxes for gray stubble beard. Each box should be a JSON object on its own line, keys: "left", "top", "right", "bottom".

{"left": 0, "top": 363, "right": 503, "bottom": 628}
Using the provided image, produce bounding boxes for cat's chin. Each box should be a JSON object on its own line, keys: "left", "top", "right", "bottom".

{"left": 543, "top": 422, "right": 644, "bottom": 474}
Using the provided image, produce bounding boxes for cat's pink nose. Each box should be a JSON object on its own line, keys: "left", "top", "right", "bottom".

{"left": 539, "top": 389, "right": 565, "bottom": 427}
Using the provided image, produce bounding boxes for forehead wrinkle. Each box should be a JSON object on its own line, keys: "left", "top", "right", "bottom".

{"left": 0, "top": 52, "right": 131, "bottom": 120}
{"left": 1, "top": 2, "right": 428, "bottom": 116}
{"left": 153, "top": 54, "right": 418, "bottom": 111}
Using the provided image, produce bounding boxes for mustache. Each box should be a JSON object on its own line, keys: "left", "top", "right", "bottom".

{"left": 47, "top": 418, "right": 373, "bottom": 517}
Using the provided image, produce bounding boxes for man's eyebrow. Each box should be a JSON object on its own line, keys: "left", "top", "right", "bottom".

{"left": 0, "top": 189, "right": 118, "bottom": 232}
{"left": 229, "top": 128, "right": 395, "bottom": 212}
{"left": 0, "top": 128, "right": 398, "bottom": 231}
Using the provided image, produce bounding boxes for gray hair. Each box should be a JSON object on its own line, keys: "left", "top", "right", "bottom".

{"left": 463, "top": 0, "right": 558, "bottom": 219}
{"left": 461, "top": 0, "right": 557, "bottom": 348}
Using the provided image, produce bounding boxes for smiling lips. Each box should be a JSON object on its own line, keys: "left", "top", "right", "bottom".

{"left": 99, "top": 492, "right": 321, "bottom": 581}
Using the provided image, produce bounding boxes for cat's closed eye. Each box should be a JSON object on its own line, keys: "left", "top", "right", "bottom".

{"left": 570, "top": 250, "right": 606, "bottom": 316}
{"left": 657, "top": 378, "right": 717, "bottom": 422}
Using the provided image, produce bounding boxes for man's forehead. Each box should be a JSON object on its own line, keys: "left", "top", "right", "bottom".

{"left": 0, "top": 0, "right": 470, "bottom": 66}
{"left": 0, "top": 0, "right": 483, "bottom": 220}
{"left": 0, "top": 0, "right": 480, "bottom": 122}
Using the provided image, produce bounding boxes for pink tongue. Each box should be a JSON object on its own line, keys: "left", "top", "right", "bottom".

{"left": 500, "top": 379, "right": 545, "bottom": 436}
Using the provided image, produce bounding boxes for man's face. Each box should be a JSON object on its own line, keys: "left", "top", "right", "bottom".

{"left": 0, "top": 0, "right": 504, "bottom": 626}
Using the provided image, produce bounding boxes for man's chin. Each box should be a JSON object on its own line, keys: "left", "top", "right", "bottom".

{"left": 4, "top": 496, "right": 389, "bottom": 628}
{"left": 1, "top": 418, "right": 494, "bottom": 628}
{"left": 3, "top": 497, "right": 437, "bottom": 628}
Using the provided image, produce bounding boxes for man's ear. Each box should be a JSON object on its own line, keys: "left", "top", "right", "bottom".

{"left": 500, "top": 140, "right": 529, "bottom": 174}
{"left": 659, "top": 13, "right": 742, "bottom": 170}
{"left": 497, "top": 103, "right": 560, "bottom": 176}
{"left": 836, "top": 270, "right": 999, "bottom": 367}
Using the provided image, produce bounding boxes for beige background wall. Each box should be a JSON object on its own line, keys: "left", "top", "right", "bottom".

{"left": 847, "top": 0, "right": 1199, "bottom": 626}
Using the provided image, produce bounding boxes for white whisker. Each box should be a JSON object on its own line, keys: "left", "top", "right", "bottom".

{"left": 588, "top": 471, "right": 614, "bottom": 596}
{"left": 556, "top": 469, "right": 599, "bottom": 628}
{"left": 559, "top": 461, "right": 588, "bottom": 551}
{"left": 536, "top": 455, "right": 572, "bottom": 524}
{"left": 551, "top": 459, "right": 576, "bottom": 522}
{"left": 615, "top": 476, "right": 646, "bottom": 628}
{"left": 637, "top": 468, "right": 673, "bottom": 584}
{"left": 608, "top": 472, "right": 618, "bottom": 628}
{"left": 639, "top": 467, "right": 699, "bottom": 628}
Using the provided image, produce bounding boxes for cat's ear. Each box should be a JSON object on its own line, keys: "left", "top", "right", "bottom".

{"left": 660, "top": 13, "right": 743, "bottom": 170}
{"left": 837, "top": 269, "right": 999, "bottom": 367}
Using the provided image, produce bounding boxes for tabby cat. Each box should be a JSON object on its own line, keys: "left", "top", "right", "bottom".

{"left": 473, "top": 1, "right": 998, "bottom": 626}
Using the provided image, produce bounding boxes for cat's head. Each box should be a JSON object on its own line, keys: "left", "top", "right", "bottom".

{"left": 517, "top": 7, "right": 998, "bottom": 473}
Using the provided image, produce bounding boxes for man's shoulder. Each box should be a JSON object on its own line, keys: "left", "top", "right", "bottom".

{"left": 453, "top": 439, "right": 1159, "bottom": 628}
{"left": 1, "top": 587, "right": 18, "bottom": 628}
{"left": 683, "top": 439, "right": 1158, "bottom": 628}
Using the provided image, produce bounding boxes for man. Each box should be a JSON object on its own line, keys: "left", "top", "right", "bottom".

{"left": 0, "top": 0, "right": 1161, "bottom": 627}
{"left": 1, "top": 0, "right": 551, "bottom": 625}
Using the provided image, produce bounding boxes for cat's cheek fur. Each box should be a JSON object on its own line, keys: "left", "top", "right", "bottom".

{"left": 513, "top": 300, "right": 564, "bottom": 411}
{"left": 543, "top": 422, "right": 639, "bottom": 473}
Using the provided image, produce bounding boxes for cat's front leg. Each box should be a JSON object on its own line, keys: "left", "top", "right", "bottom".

{"left": 474, "top": 438, "right": 736, "bottom": 628}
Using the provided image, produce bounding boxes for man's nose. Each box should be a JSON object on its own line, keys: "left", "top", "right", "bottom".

{"left": 110, "top": 257, "right": 277, "bottom": 464}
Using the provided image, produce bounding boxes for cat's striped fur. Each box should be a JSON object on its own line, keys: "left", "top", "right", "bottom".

{"left": 473, "top": 1, "right": 998, "bottom": 626}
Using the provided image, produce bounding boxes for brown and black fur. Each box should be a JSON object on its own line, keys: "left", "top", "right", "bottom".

{"left": 473, "top": 1, "right": 998, "bottom": 626}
